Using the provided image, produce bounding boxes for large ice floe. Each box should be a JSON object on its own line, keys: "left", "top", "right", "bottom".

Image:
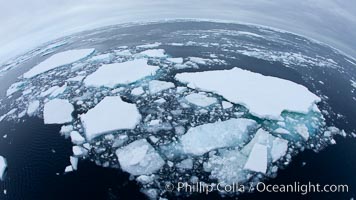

{"left": 0, "top": 21, "right": 353, "bottom": 199}
{"left": 80, "top": 96, "right": 141, "bottom": 141}
{"left": 0, "top": 156, "right": 6, "bottom": 181}
{"left": 176, "top": 67, "right": 320, "bottom": 119}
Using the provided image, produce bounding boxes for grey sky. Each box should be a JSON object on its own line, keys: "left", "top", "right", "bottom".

{"left": 1, "top": 0, "right": 355, "bottom": 64}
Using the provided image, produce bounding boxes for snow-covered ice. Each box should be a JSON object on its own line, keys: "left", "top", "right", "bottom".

{"left": 184, "top": 93, "right": 217, "bottom": 107}
{"left": 148, "top": 80, "right": 175, "bottom": 94}
{"left": 84, "top": 59, "right": 159, "bottom": 88}
{"left": 23, "top": 49, "right": 94, "bottom": 78}
{"left": 176, "top": 67, "right": 321, "bottom": 119}
{"left": 0, "top": 156, "right": 6, "bottom": 181}
{"left": 116, "top": 139, "right": 165, "bottom": 175}
{"left": 81, "top": 96, "right": 141, "bottom": 141}
{"left": 43, "top": 99, "right": 74, "bottom": 124}
{"left": 180, "top": 118, "right": 257, "bottom": 156}
{"left": 70, "top": 156, "right": 78, "bottom": 170}
{"left": 167, "top": 57, "right": 183, "bottom": 64}
{"left": 131, "top": 87, "right": 145, "bottom": 96}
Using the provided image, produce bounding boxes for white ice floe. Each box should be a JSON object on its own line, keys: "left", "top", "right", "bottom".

{"left": 81, "top": 96, "right": 141, "bottom": 141}
{"left": 115, "top": 50, "right": 132, "bottom": 56}
{"left": 131, "top": 87, "right": 145, "bottom": 96}
{"left": 136, "top": 42, "right": 161, "bottom": 49}
{"left": 84, "top": 59, "right": 159, "bottom": 88}
{"left": 167, "top": 57, "right": 183, "bottom": 64}
{"left": 43, "top": 99, "right": 74, "bottom": 124}
{"left": 27, "top": 100, "right": 40, "bottom": 116}
{"left": 222, "top": 101, "right": 233, "bottom": 109}
{"left": 243, "top": 143, "right": 268, "bottom": 173}
{"left": 23, "top": 48, "right": 94, "bottom": 78}
{"left": 49, "top": 84, "right": 67, "bottom": 98}
{"left": 176, "top": 158, "right": 193, "bottom": 169}
{"left": 274, "top": 128, "right": 290, "bottom": 135}
{"left": 72, "top": 146, "right": 87, "bottom": 157}
{"left": 184, "top": 93, "right": 217, "bottom": 107}
{"left": 70, "top": 156, "right": 78, "bottom": 170}
{"left": 176, "top": 67, "right": 320, "bottom": 119}
{"left": 64, "top": 165, "right": 73, "bottom": 173}
{"left": 0, "top": 156, "right": 7, "bottom": 181}
{"left": 70, "top": 131, "right": 85, "bottom": 144}
{"left": 116, "top": 139, "right": 165, "bottom": 175}
{"left": 138, "top": 49, "right": 166, "bottom": 58}
{"left": 148, "top": 80, "right": 174, "bottom": 94}
{"left": 180, "top": 118, "right": 257, "bottom": 156}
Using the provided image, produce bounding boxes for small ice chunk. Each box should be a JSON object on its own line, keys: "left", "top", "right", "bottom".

{"left": 184, "top": 93, "right": 217, "bottom": 107}
{"left": 70, "top": 156, "right": 78, "bottom": 170}
{"left": 43, "top": 99, "right": 74, "bottom": 124}
{"left": 72, "top": 146, "right": 87, "bottom": 156}
{"left": 84, "top": 59, "right": 159, "bottom": 88}
{"left": 49, "top": 84, "right": 67, "bottom": 98}
{"left": 244, "top": 143, "right": 268, "bottom": 173}
{"left": 139, "top": 49, "right": 166, "bottom": 58}
{"left": 131, "top": 87, "right": 145, "bottom": 96}
{"left": 148, "top": 80, "right": 175, "bottom": 94}
{"left": 70, "top": 131, "right": 85, "bottom": 144}
{"left": 176, "top": 158, "right": 193, "bottom": 169}
{"left": 274, "top": 128, "right": 290, "bottom": 135}
{"left": 27, "top": 100, "right": 40, "bottom": 116}
{"left": 64, "top": 165, "right": 73, "bottom": 173}
{"left": 81, "top": 96, "right": 141, "bottom": 141}
{"left": 180, "top": 118, "right": 257, "bottom": 155}
{"left": 136, "top": 175, "right": 155, "bottom": 184}
{"left": 222, "top": 101, "right": 233, "bottom": 109}
{"left": 116, "top": 139, "right": 165, "bottom": 175}
{"left": 167, "top": 57, "right": 183, "bottom": 64}
{"left": 23, "top": 48, "right": 94, "bottom": 78}
{"left": 0, "top": 156, "right": 7, "bottom": 180}
{"left": 115, "top": 49, "right": 132, "bottom": 56}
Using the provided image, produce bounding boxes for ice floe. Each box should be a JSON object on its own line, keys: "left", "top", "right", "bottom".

{"left": 184, "top": 93, "right": 217, "bottom": 107}
{"left": 43, "top": 99, "right": 74, "bottom": 124}
{"left": 84, "top": 59, "right": 159, "bottom": 88}
{"left": 0, "top": 156, "right": 6, "bottom": 181}
{"left": 81, "top": 96, "right": 141, "bottom": 141}
{"left": 180, "top": 118, "right": 257, "bottom": 156}
{"left": 176, "top": 67, "right": 321, "bottom": 119}
{"left": 23, "top": 48, "right": 94, "bottom": 78}
{"left": 148, "top": 80, "right": 175, "bottom": 94}
{"left": 116, "top": 139, "right": 165, "bottom": 175}
{"left": 138, "top": 49, "right": 166, "bottom": 58}
{"left": 243, "top": 143, "right": 268, "bottom": 173}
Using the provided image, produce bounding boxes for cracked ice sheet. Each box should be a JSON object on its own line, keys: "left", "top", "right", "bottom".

{"left": 116, "top": 139, "right": 165, "bottom": 176}
{"left": 176, "top": 67, "right": 320, "bottom": 119}
{"left": 180, "top": 118, "right": 258, "bottom": 156}
{"left": 81, "top": 96, "right": 141, "bottom": 141}
{"left": 23, "top": 48, "right": 94, "bottom": 78}
{"left": 84, "top": 59, "right": 159, "bottom": 88}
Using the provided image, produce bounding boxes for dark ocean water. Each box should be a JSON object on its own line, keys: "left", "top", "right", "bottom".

{"left": 0, "top": 21, "right": 355, "bottom": 200}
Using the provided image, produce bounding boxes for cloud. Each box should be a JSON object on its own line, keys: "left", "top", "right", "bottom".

{"left": 0, "top": 0, "right": 355, "bottom": 63}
